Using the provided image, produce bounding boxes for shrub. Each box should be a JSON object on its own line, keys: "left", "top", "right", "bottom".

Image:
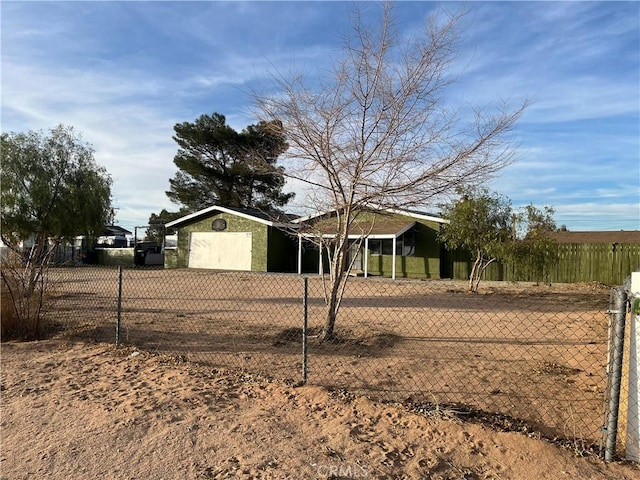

{"left": 0, "top": 247, "right": 52, "bottom": 340}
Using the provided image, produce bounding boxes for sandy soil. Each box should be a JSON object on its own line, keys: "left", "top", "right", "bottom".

{"left": 45, "top": 270, "right": 615, "bottom": 445}
{"left": 1, "top": 339, "right": 638, "bottom": 480}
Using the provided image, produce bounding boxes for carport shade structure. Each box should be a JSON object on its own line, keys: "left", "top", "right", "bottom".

{"left": 293, "top": 208, "right": 449, "bottom": 280}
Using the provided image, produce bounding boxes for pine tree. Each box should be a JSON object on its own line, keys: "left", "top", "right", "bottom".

{"left": 166, "top": 113, "right": 293, "bottom": 212}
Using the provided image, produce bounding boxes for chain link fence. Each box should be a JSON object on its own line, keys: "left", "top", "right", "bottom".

{"left": 45, "top": 266, "right": 629, "bottom": 457}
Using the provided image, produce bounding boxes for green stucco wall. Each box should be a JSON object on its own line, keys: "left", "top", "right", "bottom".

{"left": 365, "top": 219, "right": 443, "bottom": 279}
{"left": 168, "top": 212, "right": 270, "bottom": 271}
{"left": 164, "top": 249, "right": 178, "bottom": 269}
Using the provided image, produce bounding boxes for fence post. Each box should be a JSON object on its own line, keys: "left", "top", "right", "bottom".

{"left": 302, "top": 276, "right": 308, "bottom": 385}
{"left": 604, "top": 286, "right": 627, "bottom": 461}
{"left": 626, "top": 271, "right": 640, "bottom": 462}
{"left": 116, "top": 266, "right": 123, "bottom": 347}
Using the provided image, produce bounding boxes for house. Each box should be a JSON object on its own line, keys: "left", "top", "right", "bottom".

{"left": 164, "top": 204, "right": 450, "bottom": 279}
{"left": 95, "top": 225, "right": 134, "bottom": 248}
{"left": 164, "top": 206, "right": 298, "bottom": 272}
{"left": 293, "top": 207, "right": 449, "bottom": 279}
{"left": 546, "top": 230, "right": 640, "bottom": 246}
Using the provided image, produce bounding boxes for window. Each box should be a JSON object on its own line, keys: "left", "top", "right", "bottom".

{"left": 398, "top": 231, "right": 415, "bottom": 256}
{"left": 164, "top": 234, "right": 178, "bottom": 249}
{"left": 369, "top": 239, "right": 393, "bottom": 255}
{"left": 369, "top": 239, "right": 381, "bottom": 255}
{"left": 368, "top": 231, "right": 415, "bottom": 257}
{"left": 212, "top": 218, "right": 227, "bottom": 231}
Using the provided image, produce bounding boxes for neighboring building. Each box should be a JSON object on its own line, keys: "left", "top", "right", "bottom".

{"left": 92, "top": 225, "right": 135, "bottom": 266}
{"left": 95, "top": 225, "right": 134, "bottom": 248}
{"left": 0, "top": 225, "right": 134, "bottom": 265}
{"left": 164, "top": 206, "right": 298, "bottom": 272}
{"left": 293, "top": 207, "right": 449, "bottom": 279}
{"left": 546, "top": 230, "right": 640, "bottom": 246}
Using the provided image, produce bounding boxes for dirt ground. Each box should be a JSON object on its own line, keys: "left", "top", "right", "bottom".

{"left": 44, "top": 270, "right": 616, "bottom": 445}
{"left": 1, "top": 339, "right": 638, "bottom": 480}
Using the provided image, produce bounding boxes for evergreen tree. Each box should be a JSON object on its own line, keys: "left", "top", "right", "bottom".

{"left": 166, "top": 113, "right": 293, "bottom": 212}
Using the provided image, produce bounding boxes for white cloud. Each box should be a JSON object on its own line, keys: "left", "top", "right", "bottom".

{"left": 1, "top": 1, "right": 637, "bottom": 233}
{"left": 553, "top": 203, "right": 640, "bottom": 231}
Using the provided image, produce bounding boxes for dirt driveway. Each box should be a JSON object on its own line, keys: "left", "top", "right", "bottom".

{"left": 1, "top": 340, "right": 638, "bottom": 479}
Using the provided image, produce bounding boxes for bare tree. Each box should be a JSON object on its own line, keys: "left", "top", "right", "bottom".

{"left": 255, "top": 3, "right": 527, "bottom": 341}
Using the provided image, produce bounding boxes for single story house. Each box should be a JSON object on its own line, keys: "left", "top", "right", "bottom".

{"left": 163, "top": 204, "right": 450, "bottom": 279}
{"left": 164, "top": 206, "right": 298, "bottom": 272}
{"left": 292, "top": 207, "right": 449, "bottom": 280}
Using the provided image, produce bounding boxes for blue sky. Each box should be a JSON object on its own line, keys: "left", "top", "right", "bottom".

{"left": 2, "top": 1, "right": 639, "bottom": 234}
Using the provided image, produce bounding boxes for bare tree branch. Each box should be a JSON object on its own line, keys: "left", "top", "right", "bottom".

{"left": 254, "top": 2, "right": 528, "bottom": 340}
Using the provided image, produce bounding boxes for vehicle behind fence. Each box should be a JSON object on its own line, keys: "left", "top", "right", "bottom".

{"left": 44, "top": 266, "right": 636, "bottom": 458}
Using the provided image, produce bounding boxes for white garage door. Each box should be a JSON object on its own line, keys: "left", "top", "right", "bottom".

{"left": 188, "top": 232, "right": 252, "bottom": 270}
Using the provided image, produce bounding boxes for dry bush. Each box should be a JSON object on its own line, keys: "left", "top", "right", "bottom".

{"left": 1, "top": 247, "right": 53, "bottom": 341}
{"left": 1, "top": 280, "right": 20, "bottom": 338}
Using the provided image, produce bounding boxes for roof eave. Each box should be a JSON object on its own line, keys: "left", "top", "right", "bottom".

{"left": 166, "top": 205, "right": 297, "bottom": 229}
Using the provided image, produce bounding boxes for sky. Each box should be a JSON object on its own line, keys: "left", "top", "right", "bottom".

{"left": 2, "top": 1, "right": 639, "bottom": 234}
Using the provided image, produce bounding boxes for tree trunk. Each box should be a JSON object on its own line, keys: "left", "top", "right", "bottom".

{"left": 469, "top": 249, "right": 483, "bottom": 293}
{"left": 322, "top": 289, "right": 340, "bottom": 342}
{"left": 469, "top": 249, "right": 497, "bottom": 293}
{"left": 321, "top": 236, "right": 349, "bottom": 342}
{"left": 21, "top": 234, "right": 54, "bottom": 339}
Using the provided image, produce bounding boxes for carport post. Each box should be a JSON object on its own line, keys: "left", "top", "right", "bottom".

{"left": 391, "top": 236, "right": 397, "bottom": 280}
{"left": 297, "top": 234, "right": 303, "bottom": 275}
{"left": 364, "top": 238, "right": 369, "bottom": 278}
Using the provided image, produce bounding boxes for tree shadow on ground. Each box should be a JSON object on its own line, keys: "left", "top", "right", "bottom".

{"left": 272, "top": 327, "right": 404, "bottom": 358}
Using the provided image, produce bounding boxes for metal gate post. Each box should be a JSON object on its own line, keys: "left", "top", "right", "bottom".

{"left": 116, "top": 266, "right": 123, "bottom": 347}
{"left": 302, "top": 276, "right": 308, "bottom": 385}
{"left": 604, "top": 287, "right": 627, "bottom": 461}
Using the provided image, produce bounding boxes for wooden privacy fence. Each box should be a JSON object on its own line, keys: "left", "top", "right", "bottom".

{"left": 450, "top": 243, "right": 640, "bottom": 285}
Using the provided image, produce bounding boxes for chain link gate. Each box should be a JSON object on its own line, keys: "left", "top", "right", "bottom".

{"left": 48, "top": 266, "right": 619, "bottom": 456}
